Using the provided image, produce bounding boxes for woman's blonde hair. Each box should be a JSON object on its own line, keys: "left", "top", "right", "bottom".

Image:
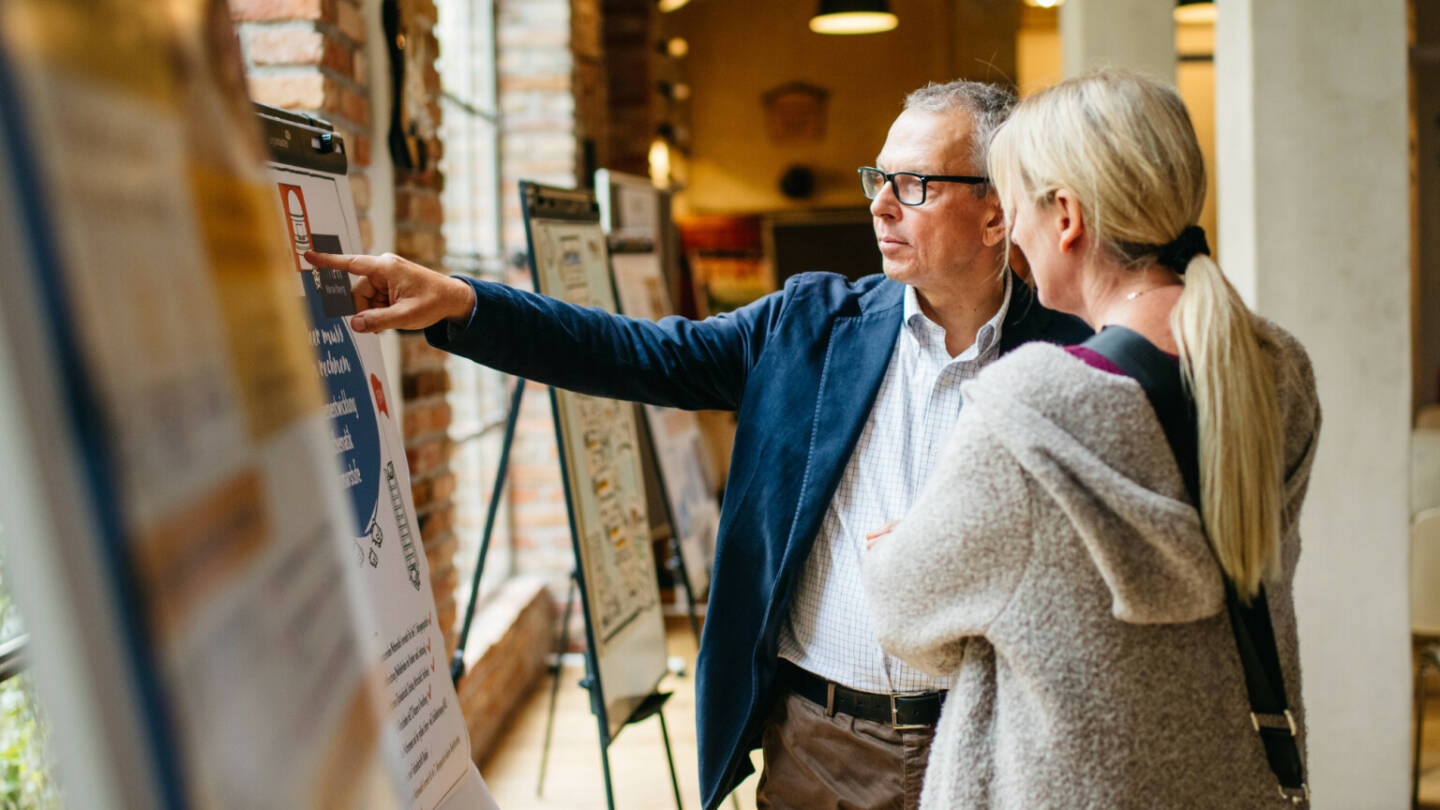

{"left": 987, "top": 70, "right": 1283, "bottom": 601}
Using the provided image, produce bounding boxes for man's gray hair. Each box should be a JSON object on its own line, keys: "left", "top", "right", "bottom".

{"left": 904, "top": 80, "right": 1017, "bottom": 187}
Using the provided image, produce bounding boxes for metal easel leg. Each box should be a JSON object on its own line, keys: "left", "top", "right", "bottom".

{"left": 671, "top": 533, "right": 702, "bottom": 646}
{"left": 450, "top": 377, "right": 526, "bottom": 684}
{"left": 658, "top": 710, "right": 684, "bottom": 809}
{"left": 537, "top": 571, "right": 578, "bottom": 798}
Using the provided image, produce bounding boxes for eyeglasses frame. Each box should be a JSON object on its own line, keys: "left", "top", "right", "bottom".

{"left": 858, "top": 166, "right": 989, "bottom": 206}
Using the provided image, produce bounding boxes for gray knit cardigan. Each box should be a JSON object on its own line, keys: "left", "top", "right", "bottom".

{"left": 863, "top": 320, "right": 1320, "bottom": 809}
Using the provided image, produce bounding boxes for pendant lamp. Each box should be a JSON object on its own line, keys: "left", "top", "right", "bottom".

{"left": 1175, "top": 0, "right": 1215, "bottom": 23}
{"left": 809, "top": 0, "right": 898, "bottom": 35}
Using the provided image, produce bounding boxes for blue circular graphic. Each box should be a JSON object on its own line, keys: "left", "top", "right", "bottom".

{"left": 304, "top": 287, "right": 382, "bottom": 536}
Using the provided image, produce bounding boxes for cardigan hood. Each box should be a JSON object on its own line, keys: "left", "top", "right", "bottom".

{"left": 959, "top": 343, "right": 1225, "bottom": 625}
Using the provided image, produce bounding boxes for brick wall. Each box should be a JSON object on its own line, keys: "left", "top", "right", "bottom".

{"left": 495, "top": 0, "right": 600, "bottom": 637}
{"left": 389, "top": 0, "right": 460, "bottom": 657}
{"left": 494, "top": 0, "right": 661, "bottom": 642}
{"left": 234, "top": 0, "right": 376, "bottom": 249}
{"left": 233, "top": 0, "right": 459, "bottom": 656}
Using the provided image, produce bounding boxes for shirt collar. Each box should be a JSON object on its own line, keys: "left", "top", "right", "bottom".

{"left": 901, "top": 273, "right": 1013, "bottom": 360}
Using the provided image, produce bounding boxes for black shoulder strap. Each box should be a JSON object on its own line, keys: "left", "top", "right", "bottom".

{"left": 1080, "top": 327, "right": 1308, "bottom": 804}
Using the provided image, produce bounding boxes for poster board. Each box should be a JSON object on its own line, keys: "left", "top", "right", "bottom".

{"left": 0, "top": 3, "right": 407, "bottom": 807}
{"left": 597, "top": 170, "right": 720, "bottom": 599}
{"left": 520, "top": 182, "right": 668, "bottom": 741}
{"left": 259, "top": 106, "right": 494, "bottom": 810}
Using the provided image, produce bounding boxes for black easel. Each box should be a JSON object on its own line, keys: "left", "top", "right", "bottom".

{"left": 449, "top": 374, "right": 526, "bottom": 684}
{"left": 535, "top": 569, "right": 683, "bottom": 810}
{"left": 449, "top": 182, "right": 686, "bottom": 810}
{"left": 523, "top": 182, "right": 683, "bottom": 810}
{"left": 652, "top": 426, "right": 703, "bottom": 645}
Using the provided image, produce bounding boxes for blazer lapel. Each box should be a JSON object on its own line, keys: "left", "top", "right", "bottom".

{"left": 780, "top": 279, "right": 903, "bottom": 565}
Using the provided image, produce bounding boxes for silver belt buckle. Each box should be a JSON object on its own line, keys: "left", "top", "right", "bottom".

{"left": 1277, "top": 783, "right": 1309, "bottom": 804}
{"left": 889, "top": 692, "right": 930, "bottom": 731}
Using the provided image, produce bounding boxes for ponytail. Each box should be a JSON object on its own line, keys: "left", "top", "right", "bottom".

{"left": 1171, "top": 254, "right": 1283, "bottom": 601}
{"left": 989, "top": 69, "right": 1288, "bottom": 600}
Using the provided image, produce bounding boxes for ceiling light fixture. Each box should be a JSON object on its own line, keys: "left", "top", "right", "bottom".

{"left": 809, "top": 0, "right": 898, "bottom": 35}
{"left": 1174, "top": 0, "right": 1215, "bottom": 24}
{"left": 658, "top": 0, "right": 690, "bottom": 12}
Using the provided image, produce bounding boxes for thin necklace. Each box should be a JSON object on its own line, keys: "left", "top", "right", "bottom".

{"left": 1124, "top": 283, "right": 1181, "bottom": 302}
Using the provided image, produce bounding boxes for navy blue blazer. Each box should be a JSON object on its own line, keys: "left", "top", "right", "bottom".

{"left": 426, "top": 271, "right": 1091, "bottom": 809}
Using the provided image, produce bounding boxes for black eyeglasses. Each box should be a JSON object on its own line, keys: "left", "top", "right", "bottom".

{"left": 858, "top": 166, "right": 988, "bottom": 206}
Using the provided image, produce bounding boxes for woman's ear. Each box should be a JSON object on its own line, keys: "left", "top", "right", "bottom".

{"left": 1052, "top": 189, "right": 1085, "bottom": 254}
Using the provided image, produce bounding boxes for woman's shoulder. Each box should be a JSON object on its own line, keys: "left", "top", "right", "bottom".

{"left": 1252, "top": 317, "right": 1322, "bottom": 460}
{"left": 970, "top": 340, "right": 1150, "bottom": 418}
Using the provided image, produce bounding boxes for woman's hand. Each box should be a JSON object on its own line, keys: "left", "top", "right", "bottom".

{"left": 865, "top": 520, "right": 899, "bottom": 550}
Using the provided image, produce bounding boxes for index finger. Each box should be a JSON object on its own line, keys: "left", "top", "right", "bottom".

{"left": 303, "top": 251, "right": 385, "bottom": 276}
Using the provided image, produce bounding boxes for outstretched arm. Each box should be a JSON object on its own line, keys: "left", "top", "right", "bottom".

{"left": 305, "top": 250, "right": 476, "bottom": 333}
{"left": 306, "top": 249, "right": 782, "bottom": 411}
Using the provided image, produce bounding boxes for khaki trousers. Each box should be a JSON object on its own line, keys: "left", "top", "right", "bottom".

{"left": 755, "top": 690, "right": 936, "bottom": 810}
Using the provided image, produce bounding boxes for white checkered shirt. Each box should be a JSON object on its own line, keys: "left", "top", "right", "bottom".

{"left": 776, "top": 275, "right": 1012, "bottom": 693}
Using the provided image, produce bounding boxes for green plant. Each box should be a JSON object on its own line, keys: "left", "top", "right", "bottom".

{"left": 0, "top": 543, "right": 62, "bottom": 809}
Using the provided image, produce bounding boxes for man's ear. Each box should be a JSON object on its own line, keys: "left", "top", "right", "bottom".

{"left": 1053, "top": 189, "right": 1085, "bottom": 254}
{"left": 980, "top": 192, "right": 1007, "bottom": 248}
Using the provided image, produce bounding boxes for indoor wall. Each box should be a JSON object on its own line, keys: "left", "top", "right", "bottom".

{"left": 662, "top": 0, "right": 1018, "bottom": 214}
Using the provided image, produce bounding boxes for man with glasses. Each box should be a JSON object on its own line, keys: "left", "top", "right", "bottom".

{"left": 306, "top": 79, "right": 1089, "bottom": 810}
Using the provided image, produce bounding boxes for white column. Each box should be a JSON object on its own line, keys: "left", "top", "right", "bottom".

{"left": 1216, "top": 1, "right": 1411, "bottom": 806}
{"left": 1059, "top": 0, "right": 1175, "bottom": 81}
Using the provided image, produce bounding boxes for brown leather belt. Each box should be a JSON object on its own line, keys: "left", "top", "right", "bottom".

{"left": 779, "top": 660, "right": 946, "bottom": 730}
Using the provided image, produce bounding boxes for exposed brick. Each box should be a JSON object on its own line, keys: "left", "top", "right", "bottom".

{"left": 245, "top": 24, "right": 325, "bottom": 66}
{"left": 454, "top": 578, "right": 553, "bottom": 762}
{"left": 322, "top": 36, "right": 356, "bottom": 78}
{"left": 405, "top": 437, "right": 452, "bottom": 476}
{"left": 353, "top": 48, "right": 369, "bottom": 85}
{"left": 230, "top": 0, "right": 327, "bottom": 23}
{"left": 395, "top": 188, "right": 444, "bottom": 224}
{"left": 335, "top": 0, "right": 367, "bottom": 44}
{"left": 412, "top": 476, "right": 434, "bottom": 511}
{"left": 357, "top": 215, "right": 374, "bottom": 252}
{"left": 334, "top": 79, "right": 371, "bottom": 128}
{"left": 498, "top": 74, "right": 572, "bottom": 93}
{"left": 431, "top": 472, "right": 457, "bottom": 503}
{"left": 401, "top": 333, "right": 450, "bottom": 369}
{"left": 349, "top": 173, "right": 371, "bottom": 210}
{"left": 246, "top": 72, "right": 326, "bottom": 110}
{"left": 412, "top": 471, "right": 455, "bottom": 511}
{"left": 406, "top": 367, "right": 449, "bottom": 397}
{"left": 420, "top": 507, "right": 454, "bottom": 542}
{"left": 352, "top": 131, "right": 372, "bottom": 167}
{"left": 424, "top": 530, "right": 459, "bottom": 573}
{"left": 403, "top": 399, "right": 451, "bottom": 437}
{"left": 436, "top": 595, "right": 458, "bottom": 640}
{"left": 434, "top": 563, "right": 460, "bottom": 596}
{"left": 395, "top": 230, "right": 442, "bottom": 265}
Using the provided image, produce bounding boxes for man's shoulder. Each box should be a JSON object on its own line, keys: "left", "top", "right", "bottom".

{"left": 776, "top": 271, "right": 899, "bottom": 317}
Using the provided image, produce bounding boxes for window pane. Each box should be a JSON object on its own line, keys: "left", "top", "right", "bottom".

{"left": 437, "top": 0, "right": 510, "bottom": 611}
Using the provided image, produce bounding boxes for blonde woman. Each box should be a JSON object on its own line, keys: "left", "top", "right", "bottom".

{"left": 863, "top": 70, "right": 1320, "bottom": 808}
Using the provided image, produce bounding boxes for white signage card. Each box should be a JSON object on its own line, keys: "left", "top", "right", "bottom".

{"left": 528, "top": 218, "right": 669, "bottom": 739}
{"left": 610, "top": 252, "right": 720, "bottom": 598}
{"left": 0, "top": 5, "right": 408, "bottom": 805}
{"left": 268, "top": 163, "right": 491, "bottom": 810}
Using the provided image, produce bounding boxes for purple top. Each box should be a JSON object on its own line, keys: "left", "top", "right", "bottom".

{"left": 1066, "top": 345, "right": 1126, "bottom": 375}
{"left": 1067, "top": 343, "right": 1180, "bottom": 376}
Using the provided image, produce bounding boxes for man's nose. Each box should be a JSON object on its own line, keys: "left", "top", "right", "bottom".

{"left": 869, "top": 180, "right": 900, "bottom": 217}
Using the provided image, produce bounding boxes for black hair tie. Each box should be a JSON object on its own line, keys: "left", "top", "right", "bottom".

{"left": 1155, "top": 225, "right": 1210, "bottom": 274}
